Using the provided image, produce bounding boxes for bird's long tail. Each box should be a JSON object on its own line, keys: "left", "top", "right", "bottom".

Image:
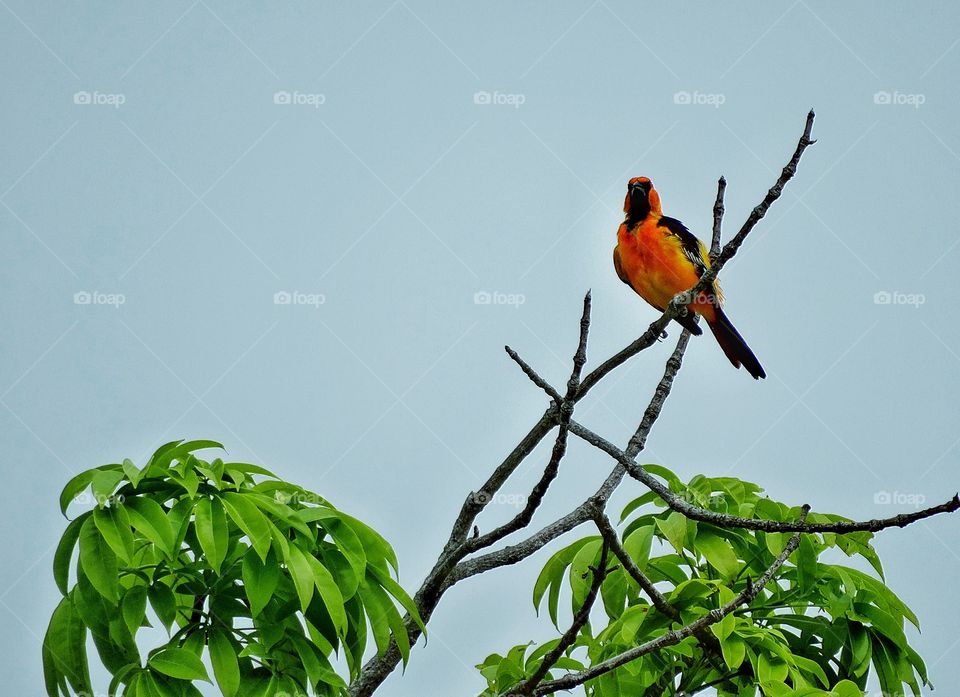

{"left": 707, "top": 308, "right": 766, "bottom": 379}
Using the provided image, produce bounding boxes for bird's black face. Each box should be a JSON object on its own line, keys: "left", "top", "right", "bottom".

{"left": 627, "top": 180, "right": 651, "bottom": 221}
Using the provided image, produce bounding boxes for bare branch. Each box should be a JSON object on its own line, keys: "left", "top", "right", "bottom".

{"left": 625, "top": 330, "right": 692, "bottom": 459}
{"left": 593, "top": 513, "right": 678, "bottom": 620}
{"left": 450, "top": 330, "right": 693, "bottom": 585}
{"left": 505, "top": 346, "right": 563, "bottom": 403}
{"left": 527, "top": 510, "right": 809, "bottom": 696}
{"left": 711, "top": 109, "right": 816, "bottom": 273}
{"left": 466, "top": 424, "right": 570, "bottom": 552}
{"left": 569, "top": 418, "right": 960, "bottom": 533}
{"left": 710, "top": 176, "right": 726, "bottom": 259}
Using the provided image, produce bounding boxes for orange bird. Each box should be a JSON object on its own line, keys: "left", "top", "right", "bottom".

{"left": 613, "top": 177, "right": 765, "bottom": 379}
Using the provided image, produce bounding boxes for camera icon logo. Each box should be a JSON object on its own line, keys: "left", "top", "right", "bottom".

{"left": 473, "top": 91, "right": 492, "bottom": 105}
{"left": 673, "top": 91, "right": 692, "bottom": 105}
{"left": 274, "top": 291, "right": 292, "bottom": 305}
{"left": 273, "top": 91, "right": 292, "bottom": 105}
{"left": 73, "top": 291, "right": 92, "bottom": 305}
{"left": 473, "top": 291, "right": 492, "bottom": 305}
{"left": 73, "top": 91, "right": 92, "bottom": 105}
{"left": 873, "top": 291, "right": 892, "bottom": 305}
{"left": 873, "top": 91, "right": 892, "bottom": 105}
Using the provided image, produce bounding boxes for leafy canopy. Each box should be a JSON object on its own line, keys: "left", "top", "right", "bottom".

{"left": 478, "top": 466, "right": 928, "bottom": 697}
{"left": 44, "top": 439, "right": 422, "bottom": 697}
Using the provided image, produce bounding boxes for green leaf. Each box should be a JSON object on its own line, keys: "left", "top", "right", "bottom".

{"left": 43, "top": 595, "right": 92, "bottom": 697}
{"left": 242, "top": 546, "right": 279, "bottom": 617}
{"left": 308, "top": 554, "right": 348, "bottom": 635}
{"left": 221, "top": 492, "right": 272, "bottom": 562}
{"left": 533, "top": 538, "right": 592, "bottom": 626}
{"left": 720, "top": 634, "right": 746, "bottom": 671}
{"left": 656, "top": 511, "right": 689, "bottom": 554}
{"left": 368, "top": 564, "right": 424, "bottom": 634}
{"left": 335, "top": 512, "right": 399, "bottom": 573}
{"left": 622, "top": 525, "right": 654, "bottom": 571}
{"left": 148, "top": 647, "right": 210, "bottom": 681}
{"left": 289, "top": 633, "right": 347, "bottom": 690}
{"left": 123, "top": 497, "right": 176, "bottom": 557}
{"left": 208, "top": 628, "right": 240, "bottom": 697}
{"left": 148, "top": 582, "right": 177, "bottom": 632}
{"left": 60, "top": 470, "right": 95, "bottom": 516}
{"left": 194, "top": 496, "right": 229, "bottom": 574}
{"left": 122, "top": 458, "right": 143, "bottom": 487}
{"left": 848, "top": 622, "right": 871, "bottom": 677}
{"left": 79, "top": 515, "right": 119, "bottom": 603}
{"left": 121, "top": 585, "right": 148, "bottom": 636}
{"left": 53, "top": 511, "right": 89, "bottom": 595}
{"left": 795, "top": 534, "right": 818, "bottom": 593}
{"left": 357, "top": 580, "right": 394, "bottom": 657}
{"left": 568, "top": 538, "right": 602, "bottom": 610}
{"left": 758, "top": 652, "right": 789, "bottom": 683}
{"left": 711, "top": 609, "right": 736, "bottom": 642}
{"left": 871, "top": 636, "right": 905, "bottom": 697}
{"left": 91, "top": 469, "right": 126, "bottom": 507}
{"left": 94, "top": 506, "right": 135, "bottom": 563}
{"left": 853, "top": 603, "right": 907, "bottom": 650}
{"left": 285, "top": 543, "right": 316, "bottom": 612}
{"left": 831, "top": 680, "right": 865, "bottom": 697}
{"left": 224, "top": 461, "right": 278, "bottom": 479}
{"left": 695, "top": 530, "right": 740, "bottom": 579}
{"left": 619, "top": 492, "right": 662, "bottom": 521}
{"left": 246, "top": 492, "right": 313, "bottom": 537}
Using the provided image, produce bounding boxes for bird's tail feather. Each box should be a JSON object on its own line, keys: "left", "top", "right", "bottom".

{"left": 708, "top": 308, "right": 765, "bottom": 379}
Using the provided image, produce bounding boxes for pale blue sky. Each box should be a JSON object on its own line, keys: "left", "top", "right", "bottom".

{"left": 3, "top": 2, "right": 959, "bottom": 695}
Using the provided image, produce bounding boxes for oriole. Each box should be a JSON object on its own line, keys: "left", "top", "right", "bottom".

{"left": 613, "top": 177, "right": 766, "bottom": 379}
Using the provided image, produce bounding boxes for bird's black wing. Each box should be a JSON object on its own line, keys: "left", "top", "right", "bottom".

{"left": 657, "top": 216, "right": 710, "bottom": 278}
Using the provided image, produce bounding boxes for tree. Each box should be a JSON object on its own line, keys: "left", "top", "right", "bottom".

{"left": 44, "top": 440, "right": 422, "bottom": 697}
{"left": 44, "top": 112, "right": 959, "bottom": 697}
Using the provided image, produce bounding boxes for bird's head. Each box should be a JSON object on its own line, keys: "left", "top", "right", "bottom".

{"left": 624, "top": 176, "right": 661, "bottom": 221}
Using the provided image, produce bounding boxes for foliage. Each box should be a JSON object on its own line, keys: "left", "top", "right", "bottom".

{"left": 477, "top": 466, "right": 928, "bottom": 697}
{"left": 43, "top": 440, "right": 422, "bottom": 697}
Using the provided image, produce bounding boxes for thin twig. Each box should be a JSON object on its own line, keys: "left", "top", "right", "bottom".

{"left": 505, "top": 346, "right": 562, "bottom": 403}
{"left": 593, "top": 513, "right": 678, "bottom": 620}
{"left": 710, "top": 176, "right": 726, "bottom": 259}
{"left": 507, "top": 543, "right": 611, "bottom": 696}
{"left": 449, "top": 330, "right": 693, "bottom": 586}
{"left": 569, "top": 419, "right": 960, "bottom": 533}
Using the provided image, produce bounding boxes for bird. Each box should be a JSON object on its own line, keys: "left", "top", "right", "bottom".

{"left": 613, "top": 176, "right": 766, "bottom": 379}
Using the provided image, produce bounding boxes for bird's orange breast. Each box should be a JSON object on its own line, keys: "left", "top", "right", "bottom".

{"left": 615, "top": 219, "right": 715, "bottom": 320}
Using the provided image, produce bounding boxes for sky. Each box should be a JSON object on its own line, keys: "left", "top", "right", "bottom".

{"left": 2, "top": 1, "right": 959, "bottom": 695}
